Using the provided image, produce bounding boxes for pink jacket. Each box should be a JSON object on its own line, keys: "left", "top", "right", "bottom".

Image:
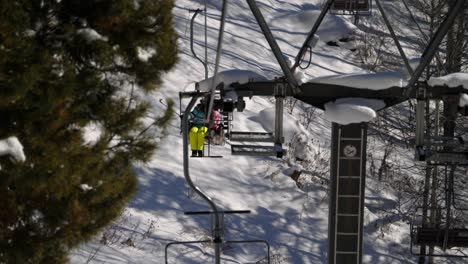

{"left": 211, "top": 111, "right": 222, "bottom": 131}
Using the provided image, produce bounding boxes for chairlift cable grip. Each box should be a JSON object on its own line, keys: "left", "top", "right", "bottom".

{"left": 292, "top": 0, "right": 336, "bottom": 73}
{"left": 189, "top": 9, "right": 208, "bottom": 79}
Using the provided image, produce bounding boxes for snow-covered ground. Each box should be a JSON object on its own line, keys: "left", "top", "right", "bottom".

{"left": 71, "top": 1, "right": 465, "bottom": 263}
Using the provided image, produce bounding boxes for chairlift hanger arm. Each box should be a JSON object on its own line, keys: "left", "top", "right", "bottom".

{"left": 189, "top": 9, "right": 208, "bottom": 79}
{"left": 181, "top": 94, "right": 222, "bottom": 264}
{"left": 206, "top": 0, "right": 228, "bottom": 135}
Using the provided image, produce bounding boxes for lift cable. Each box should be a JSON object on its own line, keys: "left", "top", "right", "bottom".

{"left": 374, "top": 0, "right": 413, "bottom": 76}
{"left": 400, "top": 0, "right": 448, "bottom": 75}
{"left": 405, "top": 0, "right": 466, "bottom": 97}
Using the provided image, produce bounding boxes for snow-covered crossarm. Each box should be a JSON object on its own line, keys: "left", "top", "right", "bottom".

{"left": 309, "top": 71, "right": 408, "bottom": 90}
{"left": 428, "top": 73, "right": 468, "bottom": 107}
{"left": 195, "top": 69, "right": 267, "bottom": 92}
{"left": 428, "top": 72, "right": 468, "bottom": 89}
{"left": 206, "top": 70, "right": 468, "bottom": 126}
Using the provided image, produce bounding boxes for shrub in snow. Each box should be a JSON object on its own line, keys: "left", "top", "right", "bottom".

{"left": 0, "top": 0, "right": 177, "bottom": 262}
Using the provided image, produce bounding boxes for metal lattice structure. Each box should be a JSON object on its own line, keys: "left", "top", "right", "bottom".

{"left": 170, "top": 0, "right": 468, "bottom": 263}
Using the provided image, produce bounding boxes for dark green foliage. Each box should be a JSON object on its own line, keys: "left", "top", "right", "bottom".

{"left": 0, "top": 0, "right": 177, "bottom": 262}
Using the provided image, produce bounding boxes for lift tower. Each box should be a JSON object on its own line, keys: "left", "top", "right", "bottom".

{"left": 173, "top": 0, "right": 468, "bottom": 263}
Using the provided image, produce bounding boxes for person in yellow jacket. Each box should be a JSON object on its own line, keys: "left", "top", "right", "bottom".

{"left": 189, "top": 103, "right": 208, "bottom": 157}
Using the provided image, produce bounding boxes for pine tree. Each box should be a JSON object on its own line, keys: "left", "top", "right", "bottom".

{"left": 0, "top": 0, "right": 177, "bottom": 262}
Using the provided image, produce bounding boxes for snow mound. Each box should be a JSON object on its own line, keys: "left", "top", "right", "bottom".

{"left": 0, "top": 136, "right": 26, "bottom": 162}
{"left": 459, "top": 94, "right": 468, "bottom": 107}
{"left": 81, "top": 122, "right": 103, "bottom": 146}
{"left": 428, "top": 72, "right": 468, "bottom": 89}
{"left": 323, "top": 98, "right": 385, "bottom": 125}
{"left": 79, "top": 184, "right": 93, "bottom": 192}
{"left": 137, "top": 47, "right": 157, "bottom": 62}
{"left": 196, "top": 69, "right": 267, "bottom": 92}
{"left": 77, "top": 28, "right": 108, "bottom": 42}
{"left": 272, "top": 9, "right": 360, "bottom": 43}
{"left": 252, "top": 107, "right": 307, "bottom": 142}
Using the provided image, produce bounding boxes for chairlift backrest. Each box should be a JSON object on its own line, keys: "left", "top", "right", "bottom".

{"left": 332, "top": 0, "right": 370, "bottom": 12}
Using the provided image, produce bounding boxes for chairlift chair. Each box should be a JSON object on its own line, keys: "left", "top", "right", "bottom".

{"left": 410, "top": 165, "right": 468, "bottom": 258}
{"left": 411, "top": 207, "right": 468, "bottom": 257}
{"left": 414, "top": 94, "right": 468, "bottom": 165}
{"left": 330, "top": 0, "right": 372, "bottom": 16}
{"left": 178, "top": 92, "right": 228, "bottom": 158}
{"left": 165, "top": 210, "right": 271, "bottom": 264}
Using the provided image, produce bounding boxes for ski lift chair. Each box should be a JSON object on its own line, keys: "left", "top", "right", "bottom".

{"left": 331, "top": 0, "right": 371, "bottom": 16}
{"left": 411, "top": 164, "right": 468, "bottom": 258}
{"left": 413, "top": 93, "right": 468, "bottom": 165}
{"left": 416, "top": 136, "right": 468, "bottom": 165}
{"left": 165, "top": 210, "right": 271, "bottom": 264}
{"left": 179, "top": 91, "right": 238, "bottom": 158}
{"left": 411, "top": 207, "right": 468, "bottom": 257}
{"left": 414, "top": 228, "right": 468, "bottom": 248}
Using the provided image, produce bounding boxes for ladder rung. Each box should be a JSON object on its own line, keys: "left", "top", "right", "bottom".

{"left": 337, "top": 232, "right": 359, "bottom": 235}
{"left": 230, "top": 131, "right": 274, "bottom": 142}
{"left": 336, "top": 251, "right": 358, "bottom": 254}
{"left": 340, "top": 137, "right": 362, "bottom": 141}
{"left": 337, "top": 213, "right": 359, "bottom": 217}
{"left": 339, "top": 157, "right": 361, "bottom": 160}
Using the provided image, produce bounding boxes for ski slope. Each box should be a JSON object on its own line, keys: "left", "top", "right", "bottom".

{"left": 71, "top": 1, "right": 465, "bottom": 263}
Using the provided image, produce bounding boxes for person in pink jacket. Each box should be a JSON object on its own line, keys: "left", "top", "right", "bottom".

{"left": 211, "top": 107, "right": 222, "bottom": 132}
{"left": 210, "top": 107, "right": 224, "bottom": 145}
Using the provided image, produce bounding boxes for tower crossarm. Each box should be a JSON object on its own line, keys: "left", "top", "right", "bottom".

{"left": 234, "top": 80, "right": 468, "bottom": 110}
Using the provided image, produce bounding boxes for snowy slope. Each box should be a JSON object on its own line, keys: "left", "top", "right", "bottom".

{"left": 70, "top": 1, "right": 464, "bottom": 263}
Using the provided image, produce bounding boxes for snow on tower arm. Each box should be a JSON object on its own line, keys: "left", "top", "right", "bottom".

{"left": 428, "top": 73, "right": 468, "bottom": 107}
{"left": 195, "top": 69, "right": 268, "bottom": 92}
{"left": 428, "top": 73, "right": 468, "bottom": 89}
{"left": 323, "top": 98, "right": 386, "bottom": 125}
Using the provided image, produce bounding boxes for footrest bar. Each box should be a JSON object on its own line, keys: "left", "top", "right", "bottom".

{"left": 184, "top": 210, "right": 251, "bottom": 215}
